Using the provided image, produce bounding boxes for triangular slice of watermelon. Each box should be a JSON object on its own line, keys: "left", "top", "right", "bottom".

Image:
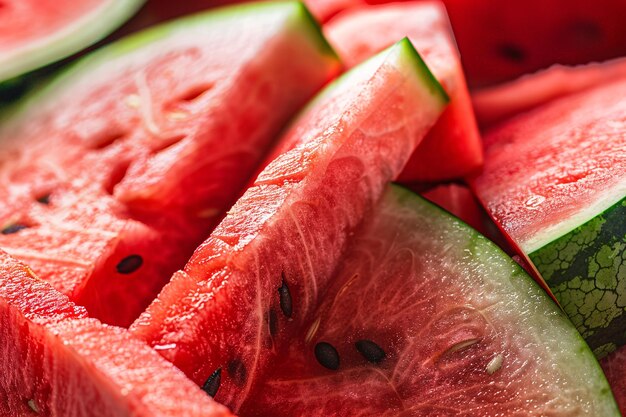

{"left": 0, "top": 0, "right": 145, "bottom": 84}
{"left": 131, "top": 39, "right": 448, "bottom": 411}
{"left": 241, "top": 185, "right": 619, "bottom": 416}
{"left": 324, "top": 2, "right": 483, "bottom": 182}
{"left": 0, "top": 250, "right": 234, "bottom": 417}
{"left": 0, "top": 2, "right": 340, "bottom": 327}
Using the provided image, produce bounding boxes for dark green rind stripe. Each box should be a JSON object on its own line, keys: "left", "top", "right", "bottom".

{"left": 530, "top": 197, "right": 626, "bottom": 358}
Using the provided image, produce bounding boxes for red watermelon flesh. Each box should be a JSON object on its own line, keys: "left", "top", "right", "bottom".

{"left": 325, "top": 2, "right": 482, "bottom": 182}
{"left": 420, "top": 183, "right": 489, "bottom": 235}
{"left": 240, "top": 185, "right": 618, "bottom": 417}
{"left": 0, "top": 0, "right": 144, "bottom": 83}
{"left": 0, "top": 2, "right": 339, "bottom": 327}
{"left": 0, "top": 250, "right": 234, "bottom": 417}
{"left": 131, "top": 40, "right": 447, "bottom": 411}
{"left": 601, "top": 347, "right": 626, "bottom": 415}
{"left": 472, "top": 57, "right": 626, "bottom": 128}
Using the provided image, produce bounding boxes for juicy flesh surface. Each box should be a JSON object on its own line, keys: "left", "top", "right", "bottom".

{"left": 472, "top": 57, "right": 626, "bottom": 128}
{"left": 241, "top": 187, "right": 617, "bottom": 417}
{"left": 325, "top": 2, "right": 482, "bottom": 181}
{"left": 601, "top": 347, "right": 626, "bottom": 416}
{"left": 131, "top": 42, "right": 446, "bottom": 411}
{"left": 0, "top": 251, "right": 233, "bottom": 417}
{"left": 0, "top": 4, "right": 338, "bottom": 326}
{"left": 0, "top": 0, "right": 106, "bottom": 50}
{"left": 472, "top": 78, "right": 626, "bottom": 254}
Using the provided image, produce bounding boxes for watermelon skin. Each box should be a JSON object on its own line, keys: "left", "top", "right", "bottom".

{"left": 0, "top": 2, "right": 339, "bottom": 327}
{"left": 472, "top": 57, "right": 626, "bottom": 128}
{"left": 471, "top": 79, "right": 626, "bottom": 357}
{"left": 325, "top": 2, "right": 482, "bottom": 182}
{"left": 240, "top": 185, "right": 618, "bottom": 416}
{"left": 0, "top": 250, "right": 233, "bottom": 417}
{"left": 131, "top": 40, "right": 447, "bottom": 411}
{"left": 0, "top": 0, "right": 145, "bottom": 84}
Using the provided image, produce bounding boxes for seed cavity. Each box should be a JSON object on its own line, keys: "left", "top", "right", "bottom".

{"left": 268, "top": 309, "right": 278, "bottom": 336}
{"left": 116, "top": 255, "right": 143, "bottom": 274}
{"left": 315, "top": 342, "right": 340, "bottom": 370}
{"left": 486, "top": 354, "right": 504, "bottom": 375}
{"left": 356, "top": 340, "right": 386, "bottom": 363}
{"left": 442, "top": 338, "right": 481, "bottom": 356}
{"left": 27, "top": 399, "right": 39, "bottom": 413}
{"left": 202, "top": 368, "right": 221, "bottom": 397}
{"left": 2, "top": 223, "right": 28, "bottom": 235}
{"left": 36, "top": 194, "right": 51, "bottom": 205}
{"left": 227, "top": 359, "right": 247, "bottom": 386}
{"left": 278, "top": 273, "right": 293, "bottom": 318}
{"left": 497, "top": 43, "right": 526, "bottom": 62}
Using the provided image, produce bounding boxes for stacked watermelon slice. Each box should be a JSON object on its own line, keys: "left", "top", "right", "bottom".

{"left": 1, "top": 0, "right": 626, "bottom": 416}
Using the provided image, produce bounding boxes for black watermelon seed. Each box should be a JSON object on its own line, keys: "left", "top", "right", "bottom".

{"left": 201, "top": 368, "right": 221, "bottom": 397}
{"left": 1, "top": 223, "right": 28, "bottom": 235}
{"left": 315, "top": 342, "right": 340, "bottom": 370}
{"left": 227, "top": 359, "right": 247, "bottom": 386}
{"left": 116, "top": 255, "right": 143, "bottom": 274}
{"left": 278, "top": 274, "right": 293, "bottom": 318}
{"left": 496, "top": 43, "right": 526, "bottom": 63}
{"left": 36, "top": 194, "right": 51, "bottom": 205}
{"left": 356, "top": 340, "right": 386, "bottom": 363}
{"left": 268, "top": 309, "right": 278, "bottom": 336}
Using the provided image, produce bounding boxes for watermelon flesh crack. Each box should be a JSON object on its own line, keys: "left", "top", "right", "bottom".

{"left": 131, "top": 39, "right": 447, "bottom": 411}
{"left": 0, "top": 2, "right": 340, "bottom": 327}
{"left": 470, "top": 78, "right": 626, "bottom": 357}
{"left": 324, "top": 1, "right": 483, "bottom": 182}
{"left": 240, "top": 185, "right": 619, "bottom": 417}
{"left": 0, "top": 249, "right": 235, "bottom": 417}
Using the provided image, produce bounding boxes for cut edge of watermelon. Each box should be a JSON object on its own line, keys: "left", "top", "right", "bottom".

{"left": 521, "top": 184, "right": 626, "bottom": 255}
{"left": 0, "top": 0, "right": 146, "bottom": 83}
{"left": 0, "top": 1, "right": 339, "bottom": 127}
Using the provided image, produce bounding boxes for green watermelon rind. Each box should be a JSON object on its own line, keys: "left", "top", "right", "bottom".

{"left": 0, "top": 0, "right": 146, "bottom": 84}
{"left": 390, "top": 184, "right": 619, "bottom": 415}
{"left": 0, "top": 1, "right": 339, "bottom": 126}
{"left": 529, "top": 196, "right": 626, "bottom": 358}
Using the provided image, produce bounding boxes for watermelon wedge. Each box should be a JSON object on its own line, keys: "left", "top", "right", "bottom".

{"left": 325, "top": 2, "right": 482, "bottom": 182}
{"left": 239, "top": 185, "right": 618, "bottom": 416}
{"left": 0, "top": 2, "right": 340, "bottom": 327}
{"left": 472, "top": 57, "right": 626, "bottom": 128}
{"left": 131, "top": 39, "right": 447, "bottom": 410}
{"left": 471, "top": 79, "right": 626, "bottom": 358}
{"left": 0, "top": 0, "right": 145, "bottom": 85}
{"left": 0, "top": 250, "right": 233, "bottom": 417}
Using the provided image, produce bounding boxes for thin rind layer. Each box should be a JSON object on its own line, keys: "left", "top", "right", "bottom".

{"left": 530, "top": 197, "right": 626, "bottom": 357}
{"left": 242, "top": 185, "right": 619, "bottom": 416}
{"left": 0, "top": 0, "right": 145, "bottom": 83}
{"left": 132, "top": 39, "right": 447, "bottom": 411}
{"left": 0, "top": 250, "right": 232, "bottom": 417}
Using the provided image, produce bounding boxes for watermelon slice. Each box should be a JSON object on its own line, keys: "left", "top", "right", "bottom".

{"left": 0, "top": 0, "right": 145, "bottom": 85}
{"left": 0, "top": 2, "right": 340, "bottom": 327}
{"left": 438, "top": 0, "right": 626, "bottom": 87}
{"left": 239, "top": 185, "right": 618, "bottom": 416}
{"left": 0, "top": 250, "right": 233, "bottom": 417}
{"left": 472, "top": 57, "right": 626, "bottom": 128}
{"left": 131, "top": 39, "right": 447, "bottom": 410}
{"left": 325, "top": 2, "right": 482, "bottom": 182}
{"left": 471, "top": 79, "right": 626, "bottom": 358}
